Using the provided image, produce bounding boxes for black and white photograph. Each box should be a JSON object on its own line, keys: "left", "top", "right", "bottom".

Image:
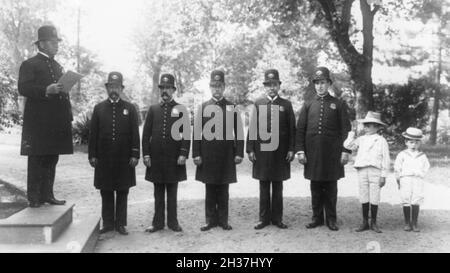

{"left": 0, "top": 0, "right": 450, "bottom": 259}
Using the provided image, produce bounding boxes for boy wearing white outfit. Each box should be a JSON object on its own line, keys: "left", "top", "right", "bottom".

{"left": 394, "top": 127, "right": 430, "bottom": 232}
{"left": 344, "top": 112, "right": 390, "bottom": 233}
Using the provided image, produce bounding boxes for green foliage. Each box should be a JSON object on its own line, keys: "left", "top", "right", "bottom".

{"left": 0, "top": 53, "right": 20, "bottom": 131}
{"left": 374, "top": 77, "right": 432, "bottom": 145}
{"left": 72, "top": 112, "right": 91, "bottom": 145}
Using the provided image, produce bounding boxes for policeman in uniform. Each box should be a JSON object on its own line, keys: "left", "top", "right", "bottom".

{"left": 296, "top": 67, "right": 351, "bottom": 231}
{"left": 193, "top": 70, "right": 244, "bottom": 231}
{"left": 246, "top": 69, "right": 296, "bottom": 230}
{"left": 88, "top": 72, "right": 140, "bottom": 235}
{"left": 143, "top": 74, "right": 191, "bottom": 233}
{"left": 18, "top": 25, "right": 72, "bottom": 207}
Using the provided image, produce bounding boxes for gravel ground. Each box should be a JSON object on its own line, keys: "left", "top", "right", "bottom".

{"left": 1, "top": 132, "right": 450, "bottom": 253}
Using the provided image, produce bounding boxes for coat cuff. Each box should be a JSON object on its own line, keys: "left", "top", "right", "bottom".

{"left": 131, "top": 148, "right": 140, "bottom": 159}
{"left": 180, "top": 148, "right": 189, "bottom": 158}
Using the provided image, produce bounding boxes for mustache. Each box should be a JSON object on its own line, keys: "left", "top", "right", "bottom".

{"left": 161, "top": 92, "right": 169, "bottom": 97}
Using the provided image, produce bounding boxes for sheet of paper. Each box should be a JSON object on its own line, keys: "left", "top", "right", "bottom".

{"left": 58, "top": 70, "right": 84, "bottom": 93}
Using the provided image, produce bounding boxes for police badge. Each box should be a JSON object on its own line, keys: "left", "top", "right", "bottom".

{"left": 330, "top": 103, "right": 336, "bottom": 110}
{"left": 123, "top": 109, "right": 129, "bottom": 115}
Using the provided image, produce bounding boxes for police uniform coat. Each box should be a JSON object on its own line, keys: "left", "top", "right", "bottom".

{"left": 246, "top": 96, "right": 296, "bottom": 181}
{"left": 193, "top": 98, "right": 244, "bottom": 184}
{"left": 142, "top": 100, "right": 190, "bottom": 184}
{"left": 18, "top": 53, "right": 73, "bottom": 156}
{"left": 88, "top": 99, "right": 140, "bottom": 190}
{"left": 296, "top": 93, "right": 351, "bottom": 181}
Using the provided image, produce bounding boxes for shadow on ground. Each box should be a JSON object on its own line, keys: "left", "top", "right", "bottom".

{"left": 0, "top": 179, "right": 28, "bottom": 219}
{"left": 95, "top": 196, "right": 450, "bottom": 253}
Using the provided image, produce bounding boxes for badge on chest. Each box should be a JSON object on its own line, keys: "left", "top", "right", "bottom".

{"left": 123, "top": 109, "right": 129, "bottom": 116}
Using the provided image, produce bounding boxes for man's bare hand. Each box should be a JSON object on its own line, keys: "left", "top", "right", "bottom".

{"left": 177, "top": 156, "right": 187, "bottom": 165}
{"left": 248, "top": 152, "right": 256, "bottom": 163}
{"left": 46, "top": 83, "right": 63, "bottom": 95}
{"left": 298, "top": 153, "right": 307, "bottom": 165}
{"left": 193, "top": 156, "right": 202, "bottom": 166}
{"left": 89, "top": 158, "right": 98, "bottom": 168}
{"left": 129, "top": 157, "right": 139, "bottom": 167}
{"left": 144, "top": 157, "right": 151, "bottom": 167}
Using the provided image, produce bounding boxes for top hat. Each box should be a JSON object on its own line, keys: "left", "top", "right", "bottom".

{"left": 402, "top": 127, "right": 424, "bottom": 140}
{"left": 312, "top": 67, "right": 332, "bottom": 83}
{"left": 105, "top": 72, "right": 124, "bottom": 87}
{"left": 263, "top": 69, "right": 282, "bottom": 85}
{"left": 358, "top": 111, "right": 387, "bottom": 126}
{"left": 34, "top": 25, "right": 62, "bottom": 44}
{"left": 158, "top": 74, "right": 176, "bottom": 89}
{"left": 210, "top": 70, "right": 225, "bottom": 86}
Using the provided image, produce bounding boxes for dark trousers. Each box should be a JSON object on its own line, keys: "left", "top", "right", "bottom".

{"left": 310, "top": 180, "right": 338, "bottom": 224}
{"left": 27, "top": 155, "right": 59, "bottom": 203}
{"left": 259, "top": 180, "right": 283, "bottom": 224}
{"left": 205, "top": 184, "right": 230, "bottom": 226}
{"left": 153, "top": 183, "right": 179, "bottom": 228}
{"left": 100, "top": 190, "right": 129, "bottom": 228}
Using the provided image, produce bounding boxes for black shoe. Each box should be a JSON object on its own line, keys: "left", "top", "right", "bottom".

{"left": 200, "top": 224, "right": 216, "bottom": 231}
{"left": 327, "top": 222, "right": 339, "bottom": 231}
{"left": 370, "top": 220, "right": 382, "bottom": 233}
{"left": 220, "top": 224, "right": 233, "bottom": 230}
{"left": 29, "top": 202, "right": 42, "bottom": 208}
{"left": 99, "top": 227, "right": 114, "bottom": 234}
{"left": 355, "top": 220, "right": 370, "bottom": 232}
{"left": 145, "top": 225, "right": 163, "bottom": 233}
{"left": 169, "top": 225, "right": 183, "bottom": 232}
{"left": 273, "top": 222, "right": 288, "bottom": 229}
{"left": 254, "top": 222, "right": 269, "bottom": 230}
{"left": 43, "top": 198, "right": 66, "bottom": 205}
{"left": 305, "top": 221, "right": 324, "bottom": 229}
{"left": 116, "top": 226, "right": 129, "bottom": 235}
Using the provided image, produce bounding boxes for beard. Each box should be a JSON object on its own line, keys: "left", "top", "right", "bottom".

{"left": 109, "top": 92, "right": 119, "bottom": 100}
{"left": 161, "top": 92, "right": 171, "bottom": 101}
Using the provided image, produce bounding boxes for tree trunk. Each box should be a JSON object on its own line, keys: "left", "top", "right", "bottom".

{"left": 429, "top": 89, "right": 440, "bottom": 145}
{"left": 317, "top": 0, "right": 378, "bottom": 119}
{"left": 151, "top": 65, "right": 161, "bottom": 105}
{"left": 429, "top": 20, "right": 444, "bottom": 146}
{"left": 351, "top": 64, "right": 374, "bottom": 119}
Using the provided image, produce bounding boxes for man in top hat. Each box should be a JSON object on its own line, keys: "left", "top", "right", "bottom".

{"left": 143, "top": 73, "right": 191, "bottom": 233}
{"left": 193, "top": 70, "right": 244, "bottom": 231}
{"left": 296, "top": 66, "right": 351, "bottom": 231}
{"left": 88, "top": 72, "right": 140, "bottom": 235}
{"left": 246, "top": 69, "right": 296, "bottom": 230}
{"left": 18, "top": 25, "right": 72, "bottom": 207}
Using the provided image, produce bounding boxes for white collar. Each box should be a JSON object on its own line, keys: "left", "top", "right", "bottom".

{"left": 109, "top": 98, "right": 121, "bottom": 104}
{"left": 38, "top": 51, "right": 51, "bottom": 59}
{"left": 267, "top": 95, "right": 279, "bottom": 102}
{"left": 212, "top": 97, "right": 224, "bottom": 102}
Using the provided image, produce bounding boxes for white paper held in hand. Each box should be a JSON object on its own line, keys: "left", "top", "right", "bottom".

{"left": 58, "top": 70, "right": 84, "bottom": 93}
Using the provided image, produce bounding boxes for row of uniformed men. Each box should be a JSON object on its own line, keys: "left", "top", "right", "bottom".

{"left": 19, "top": 26, "right": 349, "bottom": 236}
{"left": 88, "top": 65, "right": 350, "bottom": 235}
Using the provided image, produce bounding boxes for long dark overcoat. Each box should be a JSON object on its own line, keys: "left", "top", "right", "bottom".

{"left": 193, "top": 98, "right": 244, "bottom": 184}
{"left": 246, "top": 96, "right": 296, "bottom": 181}
{"left": 18, "top": 53, "right": 73, "bottom": 156}
{"left": 88, "top": 99, "right": 140, "bottom": 190}
{"left": 142, "top": 100, "right": 190, "bottom": 184}
{"left": 295, "top": 93, "right": 351, "bottom": 181}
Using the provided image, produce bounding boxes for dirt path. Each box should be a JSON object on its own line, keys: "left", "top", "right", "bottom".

{"left": 1, "top": 132, "right": 450, "bottom": 252}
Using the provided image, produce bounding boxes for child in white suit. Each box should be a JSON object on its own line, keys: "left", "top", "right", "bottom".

{"left": 394, "top": 127, "right": 430, "bottom": 232}
{"left": 344, "top": 112, "right": 390, "bottom": 233}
